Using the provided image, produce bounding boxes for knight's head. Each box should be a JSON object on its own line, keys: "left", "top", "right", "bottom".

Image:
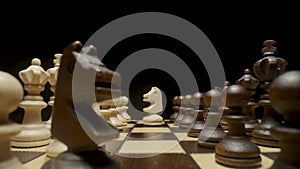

{"left": 143, "top": 87, "right": 162, "bottom": 103}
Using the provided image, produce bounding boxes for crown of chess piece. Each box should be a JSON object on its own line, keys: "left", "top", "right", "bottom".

{"left": 142, "top": 87, "right": 164, "bottom": 126}
{"left": 0, "top": 71, "right": 25, "bottom": 169}
{"left": 251, "top": 39, "right": 288, "bottom": 147}
{"left": 215, "top": 84, "right": 261, "bottom": 168}
{"left": 188, "top": 92, "right": 205, "bottom": 137}
{"left": 269, "top": 70, "right": 300, "bottom": 169}
{"left": 198, "top": 88, "right": 226, "bottom": 148}
{"left": 45, "top": 53, "right": 68, "bottom": 159}
{"left": 11, "top": 58, "right": 52, "bottom": 148}
{"left": 42, "top": 41, "right": 120, "bottom": 169}
{"left": 236, "top": 69, "right": 260, "bottom": 135}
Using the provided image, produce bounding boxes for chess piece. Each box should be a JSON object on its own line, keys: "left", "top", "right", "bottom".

{"left": 11, "top": 58, "right": 52, "bottom": 147}
{"left": 251, "top": 40, "right": 288, "bottom": 147}
{"left": 46, "top": 53, "right": 62, "bottom": 129}
{"left": 269, "top": 70, "right": 300, "bottom": 169}
{"left": 215, "top": 84, "right": 261, "bottom": 168}
{"left": 170, "top": 96, "right": 180, "bottom": 122}
{"left": 198, "top": 88, "right": 226, "bottom": 148}
{"left": 173, "top": 95, "right": 185, "bottom": 126}
{"left": 42, "top": 41, "right": 120, "bottom": 169}
{"left": 142, "top": 87, "right": 164, "bottom": 126}
{"left": 236, "top": 69, "right": 260, "bottom": 135}
{"left": 45, "top": 53, "right": 68, "bottom": 158}
{"left": 188, "top": 92, "right": 205, "bottom": 137}
{"left": 179, "top": 94, "right": 195, "bottom": 129}
{"left": 119, "top": 96, "right": 131, "bottom": 122}
{"left": 219, "top": 81, "right": 231, "bottom": 130}
{"left": 0, "top": 71, "right": 25, "bottom": 169}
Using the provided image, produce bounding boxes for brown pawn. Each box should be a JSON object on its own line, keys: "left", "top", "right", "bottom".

{"left": 173, "top": 95, "right": 185, "bottom": 126}
{"left": 170, "top": 96, "right": 179, "bottom": 122}
{"left": 179, "top": 94, "right": 195, "bottom": 129}
{"left": 219, "top": 81, "right": 231, "bottom": 130}
{"left": 251, "top": 39, "right": 288, "bottom": 147}
{"left": 236, "top": 68, "right": 260, "bottom": 135}
{"left": 188, "top": 92, "right": 205, "bottom": 137}
{"left": 215, "top": 84, "right": 261, "bottom": 168}
{"left": 198, "top": 88, "right": 226, "bottom": 148}
{"left": 269, "top": 70, "right": 300, "bottom": 169}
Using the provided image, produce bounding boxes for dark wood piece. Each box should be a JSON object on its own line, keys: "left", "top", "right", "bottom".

{"left": 169, "top": 96, "right": 179, "bottom": 122}
{"left": 179, "top": 95, "right": 195, "bottom": 129}
{"left": 251, "top": 40, "right": 288, "bottom": 147}
{"left": 198, "top": 88, "right": 226, "bottom": 148}
{"left": 215, "top": 84, "right": 261, "bottom": 168}
{"left": 173, "top": 96, "right": 185, "bottom": 126}
{"left": 236, "top": 69, "right": 260, "bottom": 135}
{"left": 188, "top": 92, "right": 205, "bottom": 137}
{"left": 42, "top": 41, "right": 121, "bottom": 169}
{"left": 269, "top": 70, "right": 300, "bottom": 169}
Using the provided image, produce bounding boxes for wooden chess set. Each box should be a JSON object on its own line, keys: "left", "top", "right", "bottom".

{"left": 0, "top": 40, "right": 299, "bottom": 169}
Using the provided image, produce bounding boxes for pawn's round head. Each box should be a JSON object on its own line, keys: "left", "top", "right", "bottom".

{"left": 223, "top": 84, "right": 249, "bottom": 109}
{"left": 270, "top": 70, "right": 300, "bottom": 123}
{"left": 0, "top": 71, "right": 23, "bottom": 121}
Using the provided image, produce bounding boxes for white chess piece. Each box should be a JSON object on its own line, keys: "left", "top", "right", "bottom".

{"left": 45, "top": 54, "right": 68, "bottom": 158}
{"left": 0, "top": 71, "right": 25, "bottom": 169}
{"left": 120, "top": 96, "right": 131, "bottom": 121}
{"left": 142, "top": 87, "right": 164, "bottom": 126}
{"left": 11, "top": 58, "right": 51, "bottom": 147}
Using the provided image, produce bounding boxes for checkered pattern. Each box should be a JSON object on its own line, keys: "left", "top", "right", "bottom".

{"left": 11, "top": 120, "right": 280, "bottom": 169}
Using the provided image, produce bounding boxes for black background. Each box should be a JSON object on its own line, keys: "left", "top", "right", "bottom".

{"left": 1, "top": 3, "right": 299, "bottom": 121}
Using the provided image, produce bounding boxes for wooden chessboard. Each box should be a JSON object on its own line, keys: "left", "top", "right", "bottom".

{"left": 11, "top": 120, "right": 280, "bottom": 169}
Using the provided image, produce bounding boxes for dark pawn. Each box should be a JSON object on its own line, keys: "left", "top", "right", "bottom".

{"left": 269, "top": 70, "right": 300, "bottom": 169}
{"left": 198, "top": 88, "right": 226, "bottom": 148}
{"left": 179, "top": 95, "right": 195, "bottom": 129}
{"left": 170, "top": 96, "right": 180, "bottom": 122}
{"left": 173, "top": 96, "right": 185, "bottom": 126}
{"left": 251, "top": 40, "right": 288, "bottom": 147}
{"left": 215, "top": 84, "right": 261, "bottom": 168}
{"left": 188, "top": 92, "right": 205, "bottom": 137}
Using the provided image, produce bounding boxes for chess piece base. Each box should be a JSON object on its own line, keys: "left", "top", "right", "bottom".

{"left": 215, "top": 153, "right": 261, "bottom": 168}
{"left": 142, "top": 114, "right": 164, "bottom": 126}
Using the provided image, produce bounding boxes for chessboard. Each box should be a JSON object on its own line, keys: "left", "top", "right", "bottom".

{"left": 11, "top": 119, "right": 280, "bottom": 169}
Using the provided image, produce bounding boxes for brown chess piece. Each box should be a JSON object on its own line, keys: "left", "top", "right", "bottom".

{"left": 174, "top": 95, "right": 185, "bottom": 126}
{"left": 179, "top": 94, "right": 195, "bottom": 129}
{"left": 0, "top": 71, "right": 25, "bottom": 169}
{"left": 170, "top": 96, "right": 179, "bottom": 122}
{"left": 269, "top": 70, "right": 300, "bottom": 169}
{"left": 198, "top": 88, "right": 226, "bottom": 148}
{"left": 42, "top": 41, "right": 120, "bottom": 169}
{"left": 219, "top": 81, "right": 231, "bottom": 130}
{"left": 188, "top": 92, "right": 205, "bottom": 137}
{"left": 236, "top": 69, "right": 260, "bottom": 135}
{"left": 251, "top": 40, "right": 288, "bottom": 147}
{"left": 215, "top": 84, "right": 261, "bottom": 168}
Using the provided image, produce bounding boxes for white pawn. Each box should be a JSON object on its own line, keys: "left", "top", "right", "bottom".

{"left": 120, "top": 96, "right": 131, "bottom": 121}
{"left": 0, "top": 71, "right": 25, "bottom": 169}
{"left": 11, "top": 58, "right": 52, "bottom": 147}
{"left": 142, "top": 87, "right": 164, "bottom": 126}
{"left": 45, "top": 54, "right": 68, "bottom": 158}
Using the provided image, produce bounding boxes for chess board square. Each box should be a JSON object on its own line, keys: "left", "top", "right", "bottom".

{"left": 131, "top": 127, "right": 171, "bottom": 133}
{"left": 174, "top": 133, "right": 198, "bottom": 141}
{"left": 190, "top": 153, "right": 275, "bottom": 169}
{"left": 127, "top": 133, "right": 177, "bottom": 140}
{"left": 116, "top": 154, "right": 200, "bottom": 169}
{"left": 117, "top": 140, "right": 185, "bottom": 154}
{"left": 180, "top": 141, "right": 215, "bottom": 154}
